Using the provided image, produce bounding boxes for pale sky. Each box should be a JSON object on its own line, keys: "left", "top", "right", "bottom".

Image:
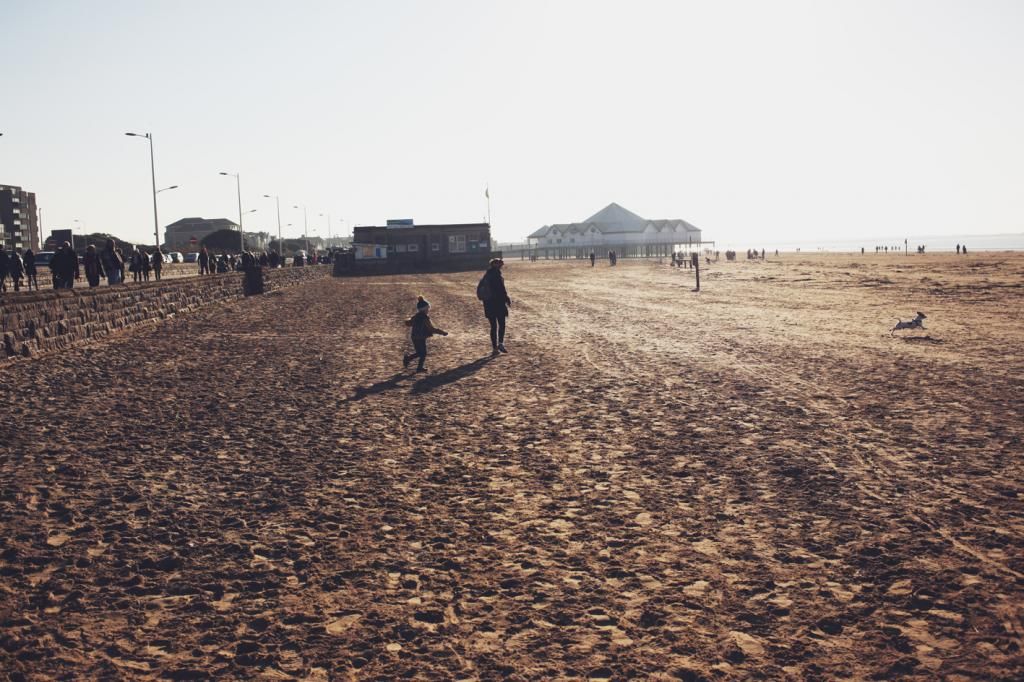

{"left": 2, "top": 0, "right": 1022, "bottom": 248}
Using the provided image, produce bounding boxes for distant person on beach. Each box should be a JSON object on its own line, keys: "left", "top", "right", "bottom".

{"left": 962, "top": 245, "right": 967, "bottom": 254}
{"left": 478, "top": 257, "right": 511, "bottom": 356}
{"left": 83, "top": 244, "right": 105, "bottom": 287}
{"left": 198, "top": 247, "right": 210, "bottom": 275}
{"left": 403, "top": 296, "right": 448, "bottom": 373}
{"left": 956, "top": 244, "right": 961, "bottom": 254}
{"left": 590, "top": 252, "right": 596, "bottom": 267}
{"left": 101, "top": 239, "right": 123, "bottom": 285}
{"left": 22, "top": 249, "right": 38, "bottom": 291}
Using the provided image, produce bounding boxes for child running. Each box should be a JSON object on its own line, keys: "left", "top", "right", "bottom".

{"left": 403, "top": 296, "right": 448, "bottom": 372}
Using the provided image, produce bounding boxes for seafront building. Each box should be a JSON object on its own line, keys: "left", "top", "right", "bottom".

{"left": 0, "top": 184, "right": 40, "bottom": 252}
{"left": 164, "top": 217, "right": 240, "bottom": 252}
{"left": 337, "top": 221, "right": 494, "bottom": 274}
{"left": 527, "top": 202, "right": 704, "bottom": 258}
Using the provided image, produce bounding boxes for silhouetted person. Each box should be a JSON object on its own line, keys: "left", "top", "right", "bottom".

{"left": 962, "top": 245, "right": 967, "bottom": 254}
{"left": 403, "top": 296, "right": 448, "bottom": 373}
{"left": 479, "top": 258, "right": 511, "bottom": 356}
{"left": 269, "top": 250, "right": 280, "bottom": 268}
{"left": 83, "top": 244, "right": 105, "bottom": 287}
{"left": 590, "top": 252, "right": 596, "bottom": 267}
{"left": 101, "top": 239, "right": 123, "bottom": 285}
{"left": 151, "top": 248, "right": 163, "bottom": 281}
{"left": 8, "top": 250, "right": 25, "bottom": 291}
{"left": 141, "top": 249, "right": 152, "bottom": 282}
{"left": 52, "top": 242, "right": 79, "bottom": 289}
{"left": 198, "top": 247, "right": 210, "bottom": 275}
{"left": 21, "top": 249, "right": 37, "bottom": 290}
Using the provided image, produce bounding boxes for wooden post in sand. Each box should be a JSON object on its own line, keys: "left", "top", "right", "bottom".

{"left": 692, "top": 252, "right": 700, "bottom": 291}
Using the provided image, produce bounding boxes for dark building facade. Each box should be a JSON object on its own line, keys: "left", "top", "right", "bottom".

{"left": 0, "top": 184, "right": 40, "bottom": 252}
{"left": 345, "top": 222, "right": 494, "bottom": 274}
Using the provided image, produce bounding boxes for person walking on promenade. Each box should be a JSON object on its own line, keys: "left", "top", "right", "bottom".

{"left": 100, "top": 239, "right": 123, "bottom": 286}
{"left": 23, "top": 249, "right": 38, "bottom": 290}
{"left": 151, "top": 248, "right": 164, "bottom": 281}
{"left": 402, "top": 296, "right": 448, "bottom": 373}
{"left": 198, "top": 247, "right": 210, "bottom": 276}
{"left": 590, "top": 251, "right": 596, "bottom": 267}
{"left": 478, "top": 257, "right": 512, "bottom": 356}
{"left": 0, "top": 248, "right": 9, "bottom": 292}
{"left": 141, "top": 248, "right": 152, "bottom": 282}
{"left": 51, "top": 242, "right": 79, "bottom": 289}
{"left": 83, "top": 244, "right": 105, "bottom": 287}
{"left": 128, "top": 247, "right": 142, "bottom": 282}
{"left": 8, "top": 249, "right": 25, "bottom": 292}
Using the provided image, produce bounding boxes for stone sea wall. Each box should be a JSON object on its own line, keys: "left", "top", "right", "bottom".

{"left": 0, "top": 266, "right": 330, "bottom": 360}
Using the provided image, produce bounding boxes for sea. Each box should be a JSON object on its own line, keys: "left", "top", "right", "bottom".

{"left": 728, "top": 233, "right": 1024, "bottom": 253}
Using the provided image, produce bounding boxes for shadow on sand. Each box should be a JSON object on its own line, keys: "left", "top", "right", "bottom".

{"left": 411, "top": 355, "right": 495, "bottom": 394}
{"left": 343, "top": 372, "right": 413, "bottom": 402}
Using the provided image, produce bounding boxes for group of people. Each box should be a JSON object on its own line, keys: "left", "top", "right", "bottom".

{"left": 402, "top": 257, "right": 512, "bottom": 372}
{"left": 195, "top": 247, "right": 332, "bottom": 276}
{"left": 0, "top": 248, "right": 36, "bottom": 292}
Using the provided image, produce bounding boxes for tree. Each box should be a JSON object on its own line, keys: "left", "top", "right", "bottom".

{"left": 201, "top": 229, "right": 255, "bottom": 253}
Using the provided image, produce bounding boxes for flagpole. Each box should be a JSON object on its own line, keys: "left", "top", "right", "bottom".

{"left": 486, "top": 184, "right": 491, "bottom": 225}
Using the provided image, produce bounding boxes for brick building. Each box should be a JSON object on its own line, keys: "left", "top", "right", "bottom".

{"left": 0, "top": 184, "right": 40, "bottom": 252}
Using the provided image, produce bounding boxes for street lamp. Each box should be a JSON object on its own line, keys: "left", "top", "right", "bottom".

{"left": 156, "top": 185, "right": 179, "bottom": 194}
{"left": 125, "top": 132, "right": 161, "bottom": 249}
{"left": 263, "top": 195, "right": 282, "bottom": 262}
{"left": 219, "top": 172, "right": 245, "bottom": 253}
{"left": 72, "top": 219, "right": 86, "bottom": 251}
{"left": 319, "top": 212, "right": 334, "bottom": 245}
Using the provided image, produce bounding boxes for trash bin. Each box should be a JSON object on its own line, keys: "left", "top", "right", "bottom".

{"left": 243, "top": 266, "right": 264, "bottom": 296}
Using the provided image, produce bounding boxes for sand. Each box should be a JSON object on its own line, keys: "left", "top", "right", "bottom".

{"left": 1, "top": 253, "right": 1022, "bottom": 680}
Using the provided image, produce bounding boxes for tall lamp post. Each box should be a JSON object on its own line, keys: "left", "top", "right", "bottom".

{"left": 219, "top": 172, "right": 245, "bottom": 253}
{"left": 125, "top": 132, "right": 161, "bottom": 249}
{"left": 72, "top": 219, "right": 86, "bottom": 250}
{"left": 319, "top": 212, "right": 334, "bottom": 247}
{"left": 293, "top": 205, "right": 307, "bottom": 251}
{"left": 263, "top": 195, "right": 282, "bottom": 262}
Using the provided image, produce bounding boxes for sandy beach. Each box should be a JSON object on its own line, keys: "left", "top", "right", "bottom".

{"left": 1, "top": 252, "right": 1022, "bottom": 680}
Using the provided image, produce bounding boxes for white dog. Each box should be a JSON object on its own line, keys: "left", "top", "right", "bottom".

{"left": 891, "top": 312, "right": 927, "bottom": 336}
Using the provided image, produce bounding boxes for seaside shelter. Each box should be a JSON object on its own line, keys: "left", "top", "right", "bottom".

{"left": 526, "top": 203, "right": 707, "bottom": 259}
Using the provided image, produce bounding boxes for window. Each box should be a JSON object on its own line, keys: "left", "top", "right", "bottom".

{"left": 431, "top": 242, "right": 440, "bottom": 252}
{"left": 407, "top": 243, "right": 419, "bottom": 252}
{"left": 449, "top": 235, "right": 466, "bottom": 253}
{"left": 395, "top": 243, "right": 407, "bottom": 253}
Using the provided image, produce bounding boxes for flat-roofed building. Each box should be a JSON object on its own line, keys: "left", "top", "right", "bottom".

{"left": 342, "top": 221, "right": 494, "bottom": 274}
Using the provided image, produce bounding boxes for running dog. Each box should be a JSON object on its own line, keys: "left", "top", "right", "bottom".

{"left": 891, "top": 312, "right": 927, "bottom": 336}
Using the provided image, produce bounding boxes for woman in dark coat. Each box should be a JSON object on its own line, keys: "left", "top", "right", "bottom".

{"left": 480, "top": 258, "right": 511, "bottom": 355}
{"left": 83, "top": 244, "right": 105, "bottom": 287}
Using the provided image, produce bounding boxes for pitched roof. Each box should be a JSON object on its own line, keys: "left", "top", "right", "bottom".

{"left": 584, "top": 202, "right": 647, "bottom": 227}
{"left": 528, "top": 203, "right": 702, "bottom": 239}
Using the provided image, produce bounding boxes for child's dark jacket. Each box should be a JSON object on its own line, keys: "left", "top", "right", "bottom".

{"left": 406, "top": 311, "right": 446, "bottom": 341}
